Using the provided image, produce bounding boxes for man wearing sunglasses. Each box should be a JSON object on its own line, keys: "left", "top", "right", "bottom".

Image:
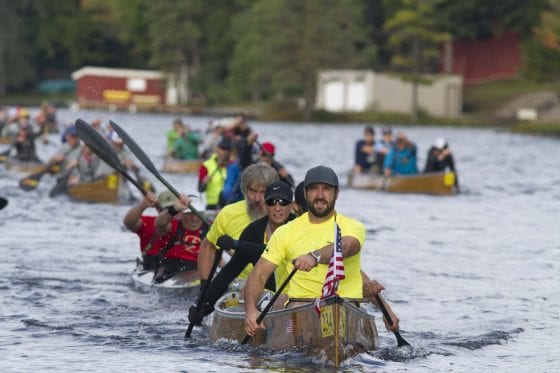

{"left": 190, "top": 163, "right": 279, "bottom": 325}
{"left": 189, "top": 181, "right": 295, "bottom": 321}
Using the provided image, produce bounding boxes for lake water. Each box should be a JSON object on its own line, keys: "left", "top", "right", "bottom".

{"left": 1, "top": 109, "right": 559, "bottom": 372}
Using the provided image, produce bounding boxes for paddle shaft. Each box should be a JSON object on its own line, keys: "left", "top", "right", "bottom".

{"left": 19, "top": 161, "right": 62, "bottom": 191}
{"left": 373, "top": 294, "right": 410, "bottom": 347}
{"left": 241, "top": 266, "right": 298, "bottom": 345}
{"left": 109, "top": 120, "right": 210, "bottom": 228}
{"left": 184, "top": 247, "right": 224, "bottom": 339}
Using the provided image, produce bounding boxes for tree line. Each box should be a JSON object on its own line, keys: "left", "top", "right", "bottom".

{"left": 0, "top": 0, "right": 557, "bottom": 114}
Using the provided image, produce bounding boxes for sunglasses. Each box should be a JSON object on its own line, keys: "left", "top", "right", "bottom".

{"left": 265, "top": 198, "right": 291, "bottom": 207}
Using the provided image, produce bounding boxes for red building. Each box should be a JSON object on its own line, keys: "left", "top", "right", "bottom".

{"left": 71, "top": 66, "right": 168, "bottom": 109}
{"left": 441, "top": 31, "right": 522, "bottom": 85}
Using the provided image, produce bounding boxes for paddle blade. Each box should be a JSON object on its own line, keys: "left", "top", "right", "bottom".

{"left": 373, "top": 294, "right": 411, "bottom": 347}
{"left": 109, "top": 120, "right": 159, "bottom": 177}
{"left": 0, "top": 197, "right": 7, "bottom": 210}
{"left": 19, "top": 169, "right": 47, "bottom": 191}
{"left": 49, "top": 174, "right": 72, "bottom": 197}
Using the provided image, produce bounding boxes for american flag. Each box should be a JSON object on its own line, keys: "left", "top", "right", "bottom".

{"left": 314, "top": 221, "right": 345, "bottom": 314}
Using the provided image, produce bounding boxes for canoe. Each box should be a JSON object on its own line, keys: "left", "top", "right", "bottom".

{"left": 66, "top": 174, "right": 124, "bottom": 204}
{"left": 5, "top": 158, "right": 45, "bottom": 174}
{"left": 0, "top": 136, "right": 12, "bottom": 145}
{"left": 348, "top": 170, "right": 457, "bottom": 195}
{"left": 209, "top": 293, "right": 378, "bottom": 368}
{"left": 161, "top": 156, "right": 201, "bottom": 174}
{"left": 130, "top": 260, "right": 200, "bottom": 296}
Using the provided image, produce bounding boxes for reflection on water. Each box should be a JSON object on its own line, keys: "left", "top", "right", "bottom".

{"left": 1, "top": 109, "right": 559, "bottom": 372}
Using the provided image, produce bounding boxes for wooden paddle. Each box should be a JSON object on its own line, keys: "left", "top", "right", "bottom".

{"left": 184, "top": 247, "right": 224, "bottom": 338}
{"left": 372, "top": 294, "right": 410, "bottom": 347}
{"left": 241, "top": 266, "right": 298, "bottom": 345}
{"left": 109, "top": 120, "right": 209, "bottom": 228}
{"left": 0, "top": 197, "right": 7, "bottom": 210}
{"left": 74, "top": 119, "right": 155, "bottom": 202}
{"left": 18, "top": 162, "right": 61, "bottom": 191}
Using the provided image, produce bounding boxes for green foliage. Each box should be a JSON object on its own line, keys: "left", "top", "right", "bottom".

{"left": 227, "top": 0, "right": 377, "bottom": 118}
{"left": 0, "top": 0, "right": 35, "bottom": 92}
{"left": 433, "top": 0, "right": 549, "bottom": 39}
{"left": 521, "top": 8, "right": 560, "bottom": 82}
{"left": 0, "top": 0, "right": 556, "bottom": 125}
{"left": 384, "top": 0, "right": 449, "bottom": 73}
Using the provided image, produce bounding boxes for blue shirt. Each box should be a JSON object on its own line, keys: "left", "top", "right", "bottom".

{"left": 354, "top": 139, "right": 376, "bottom": 171}
{"left": 220, "top": 161, "right": 243, "bottom": 205}
{"left": 384, "top": 144, "right": 418, "bottom": 175}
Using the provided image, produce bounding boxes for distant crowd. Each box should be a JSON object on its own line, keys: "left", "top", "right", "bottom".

{"left": 165, "top": 114, "right": 295, "bottom": 210}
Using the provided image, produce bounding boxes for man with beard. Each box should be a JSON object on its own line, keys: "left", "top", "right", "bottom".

{"left": 244, "top": 165, "right": 366, "bottom": 337}
{"left": 196, "top": 163, "right": 279, "bottom": 299}
{"left": 188, "top": 181, "right": 295, "bottom": 323}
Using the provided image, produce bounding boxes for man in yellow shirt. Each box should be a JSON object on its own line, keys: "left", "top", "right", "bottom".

{"left": 189, "top": 163, "right": 279, "bottom": 325}
{"left": 244, "top": 165, "right": 366, "bottom": 337}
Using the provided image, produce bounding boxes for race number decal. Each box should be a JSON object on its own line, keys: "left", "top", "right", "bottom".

{"left": 321, "top": 305, "right": 334, "bottom": 337}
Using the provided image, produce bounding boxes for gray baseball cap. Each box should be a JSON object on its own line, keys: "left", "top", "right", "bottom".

{"left": 304, "top": 165, "right": 338, "bottom": 188}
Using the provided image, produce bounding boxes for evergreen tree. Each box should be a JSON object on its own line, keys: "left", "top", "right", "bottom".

{"left": 383, "top": 0, "right": 449, "bottom": 122}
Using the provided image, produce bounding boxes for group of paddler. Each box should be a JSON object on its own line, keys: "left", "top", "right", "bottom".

{"left": 4, "top": 115, "right": 411, "bottom": 350}
{"left": 353, "top": 125, "right": 460, "bottom": 191}
{"left": 79, "top": 117, "right": 408, "bottom": 346}
{"left": 7, "top": 114, "right": 153, "bottom": 198}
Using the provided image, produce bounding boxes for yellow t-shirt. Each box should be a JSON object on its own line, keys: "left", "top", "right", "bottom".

{"left": 262, "top": 212, "right": 365, "bottom": 299}
{"left": 206, "top": 199, "right": 253, "bottom": 278}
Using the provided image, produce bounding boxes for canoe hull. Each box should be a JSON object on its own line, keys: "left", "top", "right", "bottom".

{"left": 348, "top": 171, "right": 456, "bottom": 195}
{"left": 161, "top": 157, "right": 201, "bottom": 174}
{"left": 5, "top": 159, "right": 45, "bottom": 174}
{"left": 0, "top": 136, "right": 12, "bottom": 145}
{"left": 209, "top": 295, "right": 378, "bottom": 367}
{"left": 66, "top": 174, "right": 122, "bottom": 204}
{"left": 130, "top": 261, "right": 200, "bottom": 296}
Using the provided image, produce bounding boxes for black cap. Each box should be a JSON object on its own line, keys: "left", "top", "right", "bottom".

{"left": 304, "top": 165, "right": 338, "bottom": 188}
{"left": 294, "top": 181, "right": 307, "bottom": 212}
{"left": 217, "top": 136, "right": 232, "bottom": 150}
{"left": 265, "top": 181, "right": 293, "bottom": 201}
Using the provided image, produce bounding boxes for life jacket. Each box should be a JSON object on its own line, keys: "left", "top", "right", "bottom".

{"left": 202, "top": 154, "right": 227, "bottom": 206}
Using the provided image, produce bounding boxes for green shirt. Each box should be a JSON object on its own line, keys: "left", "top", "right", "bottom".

{"left": 172, "top": 132, "right": 200, "bottom": 160}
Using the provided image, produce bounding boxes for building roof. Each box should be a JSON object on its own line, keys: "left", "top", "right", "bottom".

{"left": 71, "top": 66, "right": 163, "bottom": 80}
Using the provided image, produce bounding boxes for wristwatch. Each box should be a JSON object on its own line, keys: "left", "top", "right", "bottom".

{"left": 310, "top": 250, "right": 321, "bottom": 265}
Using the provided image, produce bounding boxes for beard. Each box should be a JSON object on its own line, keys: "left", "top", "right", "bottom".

{"left": 307, "top": 197, "right": 335, "bottom": 218}
{"left": 246, "top": 200, "right": 266, "bottom": 221}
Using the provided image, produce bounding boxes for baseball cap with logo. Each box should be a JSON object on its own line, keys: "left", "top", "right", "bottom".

{"left": 265, "top": 181, "right": 293, "bottom": 202}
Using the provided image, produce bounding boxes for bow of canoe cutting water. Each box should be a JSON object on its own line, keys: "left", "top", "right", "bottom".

{"left": 1, "top": 109, "right": 559, "bottom": 372}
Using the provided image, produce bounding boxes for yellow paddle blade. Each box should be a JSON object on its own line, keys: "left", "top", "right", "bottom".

{"left": 22, "top": 178, "right": 39, "bottom": 187}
